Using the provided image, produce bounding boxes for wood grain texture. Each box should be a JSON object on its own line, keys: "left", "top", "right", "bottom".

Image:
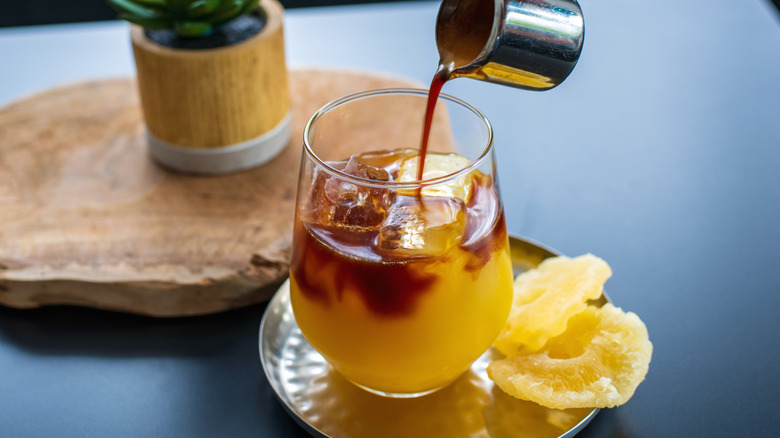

{"left": 131, "top": 0, "right": 290, "bottom": 148}
{"left": 0, "top": 69, "right": 421, "bottom": 316}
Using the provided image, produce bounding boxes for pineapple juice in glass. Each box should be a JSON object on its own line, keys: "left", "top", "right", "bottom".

{"left": 290, "top": 89, "right": 513, "bottom": 397}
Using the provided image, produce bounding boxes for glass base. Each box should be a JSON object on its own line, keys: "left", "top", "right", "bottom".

{"left": 347, "top": 378, "right": 447, "bottom": 399}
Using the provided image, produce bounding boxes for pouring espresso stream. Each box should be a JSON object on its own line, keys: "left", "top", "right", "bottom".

{"left": 418, "top": 0, "right": 585, "bottom": 180}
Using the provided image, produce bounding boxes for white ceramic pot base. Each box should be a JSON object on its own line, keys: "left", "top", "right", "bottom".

{"left": 147, "top": 111, "right": 292, "bottom": 175}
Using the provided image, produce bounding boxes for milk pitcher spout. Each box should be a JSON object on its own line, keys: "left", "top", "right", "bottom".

{"left": 436, "top": 0, "right": 585, "bottom": 91}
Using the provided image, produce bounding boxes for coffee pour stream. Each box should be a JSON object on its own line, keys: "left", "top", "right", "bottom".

{"left": 417, "top": 0, "right": 584, "bottom": 180}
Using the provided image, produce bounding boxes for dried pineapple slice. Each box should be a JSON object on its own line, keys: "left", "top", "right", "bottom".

{"left": 493, "top": 254, "right": 611, "bottom": 355}
{"left": 488, "top": 303, "right": 652, "bottom": 409}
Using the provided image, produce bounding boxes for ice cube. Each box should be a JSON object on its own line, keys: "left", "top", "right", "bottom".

{"left": 353, "top": 148, "right": 418, "bottom": 176}
{"left": 343, "top": 155, "right": 392, "bottom": 182}
{"left": 397, "top": 153, "right": 475, "bottom": 201}
{"left": 378, "top": 195, "right": 467, "bottom": 258}
{"left": 305, "top": 156, "right": 395, "bottom": 232}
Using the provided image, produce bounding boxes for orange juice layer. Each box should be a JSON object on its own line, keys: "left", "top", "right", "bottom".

{"left": 290, "top": 223, "right": 513, "bottom": 395}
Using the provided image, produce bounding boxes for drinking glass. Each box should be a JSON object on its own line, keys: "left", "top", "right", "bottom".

{"left": 290, "top": 88, "right": 513, "bottom": 398}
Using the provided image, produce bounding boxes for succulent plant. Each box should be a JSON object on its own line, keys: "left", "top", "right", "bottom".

{"left": 107, "top": 0, "right": 260, "bottom": 37}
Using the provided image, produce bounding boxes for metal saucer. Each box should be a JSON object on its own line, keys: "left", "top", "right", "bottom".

{"left": 259, "top": 235, "right": 605, "bottom": 438}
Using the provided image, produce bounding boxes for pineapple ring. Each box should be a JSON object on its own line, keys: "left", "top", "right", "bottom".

{"left": 493, "top": 254, "right": 612, "bottom": 355}
{"left": 487, "top": 303, "right": 652, "bottom": 409}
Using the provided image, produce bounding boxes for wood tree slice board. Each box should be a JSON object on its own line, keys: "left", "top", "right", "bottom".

{"left": 0, "top": 69, "right": 422, "bottom": 317}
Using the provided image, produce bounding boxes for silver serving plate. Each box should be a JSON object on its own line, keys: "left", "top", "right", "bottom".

{"left": 259, "top": 235, "right": 606, "bottom": 438}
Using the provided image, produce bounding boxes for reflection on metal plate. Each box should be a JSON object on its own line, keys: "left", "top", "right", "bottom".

{"left": 259, "top": 235, "right": 603, "bottom": 438}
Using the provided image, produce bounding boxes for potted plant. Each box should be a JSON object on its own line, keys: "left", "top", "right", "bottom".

{"left": 108, "top": 0, "right": 291, "bottom": 174}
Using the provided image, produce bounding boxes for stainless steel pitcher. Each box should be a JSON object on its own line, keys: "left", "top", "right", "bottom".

{"left": 436, "top": 0, "right": 585, "bottom": 91}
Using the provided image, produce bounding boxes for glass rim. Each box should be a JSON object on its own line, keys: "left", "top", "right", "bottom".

{"left": 302, "top": 87, "right": 494, "bottom": 189}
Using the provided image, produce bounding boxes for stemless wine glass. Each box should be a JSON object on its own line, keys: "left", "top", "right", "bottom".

{"left": 289, "top": 89, "right": 513, "bottom": 398}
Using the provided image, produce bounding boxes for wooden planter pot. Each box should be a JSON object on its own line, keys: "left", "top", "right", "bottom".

{"left": 130, "top": 0, "right": 290, "bottom": 174}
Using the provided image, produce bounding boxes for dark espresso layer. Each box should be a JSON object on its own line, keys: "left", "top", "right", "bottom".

{"left": 291, "top": 171, "right": 507, "bottom": 317}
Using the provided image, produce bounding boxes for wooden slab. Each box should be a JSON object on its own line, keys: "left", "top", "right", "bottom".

{"left": 0, "top": 69, "right": 420, "bottom": 317}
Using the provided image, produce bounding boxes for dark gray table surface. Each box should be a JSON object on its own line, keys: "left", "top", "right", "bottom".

{"left": 1, "top": 1, "right": 779, "bottom": 436}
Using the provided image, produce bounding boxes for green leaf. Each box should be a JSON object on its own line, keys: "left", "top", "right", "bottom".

{"left": 107, "top": 0, "right": 167, "bottom": 19}
{"left": 240, "top": 0, "right": 259, "bottom": 15}
{"left": 130, "top": 0, "right": 168, "bottom": 7}
{"left": 167, "top": 0, "right": 196, "bottom": 9}
{"left": 205, "top": 0, "right": 243, "bottom": 16}
{"left": 174, "top": 20, "right": 213, "bottom": 36}
{"left": 203, "top": 0, "right": 244, "bottom": 25}
{"left": 187, "top": 0, "right": 220, "bottom": 18}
